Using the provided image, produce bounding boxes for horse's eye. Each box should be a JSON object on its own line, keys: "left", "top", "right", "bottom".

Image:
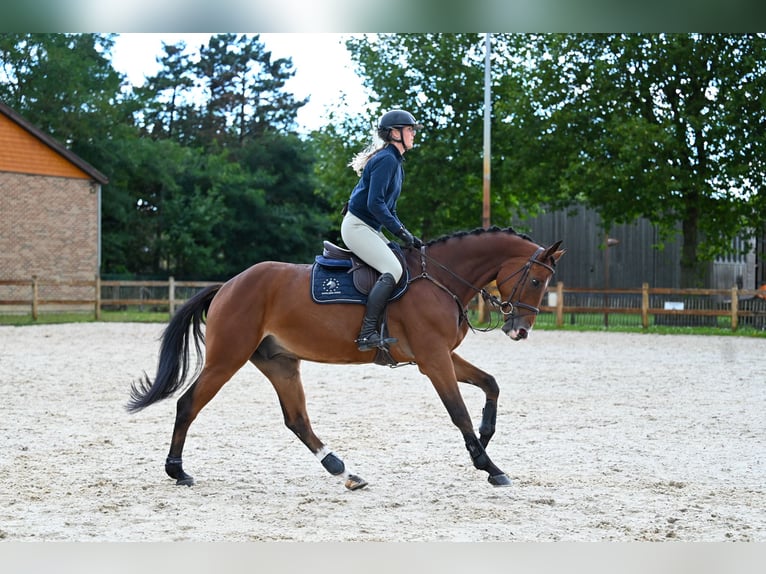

{"left": 531, "top": 278, "right": 541, "bottom": 288}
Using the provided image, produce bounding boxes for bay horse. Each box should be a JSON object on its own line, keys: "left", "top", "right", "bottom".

{"left": 127, "top": 227, "right": 564, "bottom": 489}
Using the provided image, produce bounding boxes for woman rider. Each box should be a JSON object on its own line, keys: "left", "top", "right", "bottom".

{"left": 341, "top": 109, "right": 423, "bottom": 352}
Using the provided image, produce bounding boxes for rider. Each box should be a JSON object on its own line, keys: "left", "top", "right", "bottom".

{"left": 341, "top": 109, "right": 424, "bottom": 352}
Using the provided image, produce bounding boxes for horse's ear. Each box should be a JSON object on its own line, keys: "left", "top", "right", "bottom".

{"left": 545, "top": 240, "right": 566, "bottom": 263}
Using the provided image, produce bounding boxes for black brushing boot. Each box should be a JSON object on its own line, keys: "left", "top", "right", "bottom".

{"left": 356, "top": 272, "right": 398, "bottom": 351}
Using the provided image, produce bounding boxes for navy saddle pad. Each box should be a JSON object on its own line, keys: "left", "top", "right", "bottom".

{"left": 310, "top": 245, "right": 409, "bottom": 304}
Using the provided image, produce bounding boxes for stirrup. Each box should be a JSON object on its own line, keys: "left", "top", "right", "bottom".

{"left": 356, "top": 334, "right": 398, "bottom": 352}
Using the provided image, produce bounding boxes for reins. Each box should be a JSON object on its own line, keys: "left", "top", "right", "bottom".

{"left": 407, "top": 245, "right": 554, "bottom": 333}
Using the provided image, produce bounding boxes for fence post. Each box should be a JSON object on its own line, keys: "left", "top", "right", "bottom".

{"left": 95, "top": 274, "right": 101, "bottom": 320}
{"left": 555, "top": 281, "right": 564, "bottom": 327}
{"left": 731, "top": 286, "right": 738, "bottom": 331}
{"left": 641, "top": 282, "right": 649, "bottom": 329}
{"left": 31, "top": 276, "right": 38, "bottom": 320}
{"left": 169, "top": 276, "right": 176, "bottom": 317}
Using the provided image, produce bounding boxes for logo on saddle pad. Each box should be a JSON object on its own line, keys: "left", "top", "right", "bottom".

{"left": 320, "top": 277, "right": 343, "bottom": 297}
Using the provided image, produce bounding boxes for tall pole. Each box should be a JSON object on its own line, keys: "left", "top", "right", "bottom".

{"left": 482, "top": 33, "right": 491, "bottom": 230}
{"left": 479, "top": 34, "right": 492, "bottom": 324}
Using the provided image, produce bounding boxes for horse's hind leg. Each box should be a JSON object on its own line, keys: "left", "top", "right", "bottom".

{"left": 251, "top": 347, "right": 367, "bottom": 490}
{"left": 451, "top": 352, "right": 500, "bottom": 448}
{"left": 165, "top": 363, "right": 241, "bottom": 485}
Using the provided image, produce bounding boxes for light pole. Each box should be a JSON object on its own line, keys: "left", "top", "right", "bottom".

{"left": 482, "top": 32, "right": 491, "bottom": 230}
{"left": 479, "top": 33, "right": 492, "bottom": 324}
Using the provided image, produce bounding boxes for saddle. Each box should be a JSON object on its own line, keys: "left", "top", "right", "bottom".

{"left": 317, "top": 240, "right": 408, "bottom": 295}
{"left": 312, "top": 241, "right": 410, "bottom": 367}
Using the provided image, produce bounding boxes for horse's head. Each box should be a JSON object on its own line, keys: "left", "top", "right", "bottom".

{"left": 495, "top": 240, "right": 565, "bottom": 341}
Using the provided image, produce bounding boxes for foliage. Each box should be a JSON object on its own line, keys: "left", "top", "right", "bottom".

{"left": 0, "top": 33, "right": 126, "bottom": 149}
{"left": 136, "top": 34, "right": 306, "bottom": 147}
{"left": 341, "top": 34, "right": 507, "bottom": 240}
{"left": 316, "top": 33, "right": 765, "bottom": 288}
{"left": 309, "top": 101, "right": 376, "bottom": 242}
{"left": 2, "top": 33, "right": 764, "bottom": 289}
{"left": 493, "top": 33, "right": 766, "bottom": 287}
{"left": 0, "top": 33, "right": 327, "bottom": 279}
{"left": 216, "top": 132, "right": 334, "bottom": 270}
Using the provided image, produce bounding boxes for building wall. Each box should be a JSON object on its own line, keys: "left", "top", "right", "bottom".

{"left": 0, "top": 171, "right": 98, "bottom": 291}
{"left": 0, "top": 105, "right": 106, "bottom": 311}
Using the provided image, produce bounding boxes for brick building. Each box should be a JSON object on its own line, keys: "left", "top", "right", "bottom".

{"left": 0, "top": 102, "right": 108, "bottom": 310}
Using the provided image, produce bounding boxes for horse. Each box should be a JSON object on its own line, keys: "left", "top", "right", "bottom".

{"left": 127, "top": 227, "right": 564, "bottom": 489}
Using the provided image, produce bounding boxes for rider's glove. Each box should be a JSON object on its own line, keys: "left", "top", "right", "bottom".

{"left": 396, "top": 226, "right": 423, "bottom": 248}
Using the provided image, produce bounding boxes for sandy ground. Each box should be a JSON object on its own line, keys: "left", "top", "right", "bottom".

{"left": 0, "top": 322, "right": 763, "bottom": 542}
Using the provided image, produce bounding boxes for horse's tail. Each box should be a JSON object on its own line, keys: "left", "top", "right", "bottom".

{"left": 126, "top": 284, "right": 222, "bottom": 413}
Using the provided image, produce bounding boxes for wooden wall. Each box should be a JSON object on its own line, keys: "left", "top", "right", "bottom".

{"left": 0, "top": 113, "right": 90, "bottom": 180}
{"left": 513, "top": 206, "right": 756, "bottom": 290}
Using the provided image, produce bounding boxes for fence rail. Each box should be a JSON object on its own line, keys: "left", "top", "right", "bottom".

{"left": 536, "top": 282, "right": 766, "bottom": 330}
{"left": 0, "top": 276, "right": 219, "bottom": 320}
{"left": 1, "top": 277, "right": 765, "bottom": 331}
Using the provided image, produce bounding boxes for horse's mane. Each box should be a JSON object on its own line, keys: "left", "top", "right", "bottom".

{"left": 425, "top": 226, "right": 534, "bottom": 246}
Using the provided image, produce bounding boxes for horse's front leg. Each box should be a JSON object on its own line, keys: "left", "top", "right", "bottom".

{"left": 451, "top": 352, "right": 499, "bottom": 448}
{"left": 419, "top": 352, "right": 511, "bottom": 487}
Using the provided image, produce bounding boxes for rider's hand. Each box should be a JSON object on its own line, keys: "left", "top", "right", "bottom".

{"left": 396, "top": 226, "right": 422, "bottom": 248}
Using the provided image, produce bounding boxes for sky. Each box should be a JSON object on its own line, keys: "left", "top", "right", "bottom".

{"left": 110, "top": 33, "right": 371, "bottom": 133}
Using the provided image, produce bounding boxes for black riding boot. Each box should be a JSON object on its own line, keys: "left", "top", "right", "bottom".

{"left": 356, "top": 272, "right": 398, "bottom": 351}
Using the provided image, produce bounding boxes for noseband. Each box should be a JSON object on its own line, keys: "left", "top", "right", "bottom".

{"left": 410, "top": 246, "right": 556, "bottom": 330}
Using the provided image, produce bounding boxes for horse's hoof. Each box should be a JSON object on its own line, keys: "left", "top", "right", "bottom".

{"left": 345, "top": 474, "right": 368, "bottom": 490}
{"left": 488, "top": 473, "right": 512, "bottom": 487}
{"left": 166, "top": 457, "right": 194, "bottom": 485}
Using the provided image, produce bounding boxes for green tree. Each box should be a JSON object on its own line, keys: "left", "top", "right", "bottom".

{"left": 0, "top": 33, "right": 128, "bottom": 159}
{"left": 319, "top": 33, "right": 766, "bottom": 287}
{"left": 134, "top": 40, "right": 198, "bottom": 142}
{"left": 0, "top": 33, "right": 351, "bottom": 278}
{"left": 495, "top": 33, "right": 766, "bottom": 287}
{"left": 217, "top": 132, "right": 333, "bottom": 274}
{"left": 130, "top": 33, "right": 327, "bottom": 275}
{"left": 195, "top": 33, "right": 306, "bottom": 147}
{"left": 344, "top": 33, "right": 496, "bottom": 240}
{"left": 99, "top": 137, "right": 228, "bottom": 279}
{"left": 310, "top": 100, "right": 377, "bottom": 242}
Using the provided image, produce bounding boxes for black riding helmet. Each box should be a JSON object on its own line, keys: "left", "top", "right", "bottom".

{"left": 377, "top": 109, "right": 423, "bottom": 144}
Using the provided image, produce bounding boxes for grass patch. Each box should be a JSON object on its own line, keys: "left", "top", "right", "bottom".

{"left": 466, "top": 311, "right": 766, "bottom": 338}
{"left": 0, "top": 310, "right": 169, "bottom": 326}
{"left": 2, "top": 309, "right": 765, "bottom": 338}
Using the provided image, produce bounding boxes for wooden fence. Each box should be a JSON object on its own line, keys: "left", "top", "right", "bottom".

{"left": 539, "top": 282, "right": 766, "bottom": 331}
{"left": 1, "top": 277, "right": 765, "bottom": 331}
{"left": 0, "top": 277, "right": 218, "bottom": 320}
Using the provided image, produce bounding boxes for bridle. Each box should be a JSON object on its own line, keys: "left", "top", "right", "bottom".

{"left": 494, "top": 247, "right": 556, "bottom": 318}
{"left": 408, "top": 245, "right": 556, "bottom": 331}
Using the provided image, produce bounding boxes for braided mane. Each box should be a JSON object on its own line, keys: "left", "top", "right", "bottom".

{"left": 425, "top": 226, "right": 534, "bottom": 246}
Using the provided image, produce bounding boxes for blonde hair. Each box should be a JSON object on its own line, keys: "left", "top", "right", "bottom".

{"left": 348, "top": 126, "right": 391, "bottom": 176}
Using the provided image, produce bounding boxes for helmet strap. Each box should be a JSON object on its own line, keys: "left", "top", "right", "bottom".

{"left": 389, "top": 127, "right": 410, "bottom": 151}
